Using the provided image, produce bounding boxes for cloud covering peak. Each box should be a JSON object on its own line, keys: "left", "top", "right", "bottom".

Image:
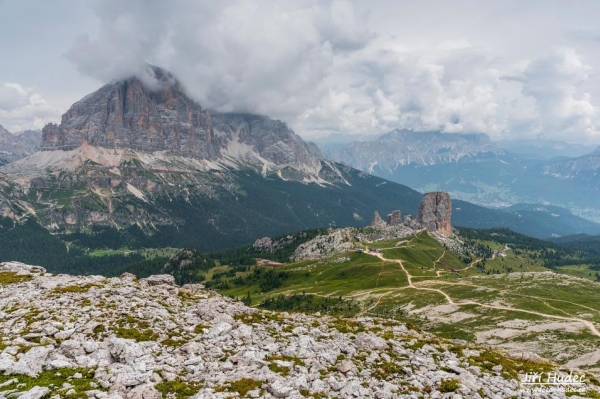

{"left": 11, "top": 0, "right": 600, "bottom": 143}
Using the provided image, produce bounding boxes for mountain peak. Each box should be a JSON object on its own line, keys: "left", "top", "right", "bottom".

{"left": 36, "top": 66, "right": 328, "bottom": 182}
{"left": 128, "top": 64, "right": 182, "bottom": 93}
{"left": 0, "top": 124, "right": 10, "bottom": 136}
{"left": 41, "top": 69, "right": 215, "bottom": 157}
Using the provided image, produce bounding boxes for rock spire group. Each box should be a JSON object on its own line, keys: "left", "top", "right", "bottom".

{"left": 370, "top": 191, "right": 453, "bottom": 236}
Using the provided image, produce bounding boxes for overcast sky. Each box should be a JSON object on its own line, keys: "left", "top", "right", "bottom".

{"left": 1, "top": 0, "right": 600, "bottom": 144}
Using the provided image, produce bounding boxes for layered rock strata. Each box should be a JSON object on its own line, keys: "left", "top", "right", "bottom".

{"left": 39, "top": 65, "right": 322, "bottom": 172}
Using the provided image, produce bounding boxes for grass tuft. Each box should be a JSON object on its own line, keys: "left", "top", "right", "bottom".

{"left": 439, "top": 378, "right": 460, "bottom": 393}
{"left": 0, "top": 272, "right": 32, "bottom": 285}
{"left": 155, "top": 380, "right": 203, "bottom": 398}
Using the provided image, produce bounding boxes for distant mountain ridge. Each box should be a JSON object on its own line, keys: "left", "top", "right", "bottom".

{"left": 0, "top": 125, "right": 41, "bottom": 166}
{"left": 0, "top": 66, "right": 599, "bottom": 254}
{"left": 498, "top": 138, "right": 595, "bottom": 159}
{"left": 543, "top": 146, "right": 600, "bottom": 180}
{"left": 325, "top": 129, "right": 600, "bottom": 219}
{"left": 327, "top": 129, "right": 505, "bottom": 172}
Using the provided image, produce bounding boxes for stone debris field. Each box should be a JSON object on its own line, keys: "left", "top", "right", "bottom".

{"left": 0, "top": 262, "right": 598, "bottom": 399}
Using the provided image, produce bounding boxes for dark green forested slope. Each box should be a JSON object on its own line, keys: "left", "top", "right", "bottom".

{"left": 0, "top": 217, "right": 144, "bottom": 273}
{"left": 1, "top": 167, "right": 600, "bottom": 272}
{"left": 61, "top": 168, "right": 600, "bottom": 251}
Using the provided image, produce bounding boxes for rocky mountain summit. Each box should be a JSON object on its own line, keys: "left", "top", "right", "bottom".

{"left": 39, "top": 65, "right": 325, "bottom": 179}
{"left": 2, "top": 261, "right": 596, "bottom": 399}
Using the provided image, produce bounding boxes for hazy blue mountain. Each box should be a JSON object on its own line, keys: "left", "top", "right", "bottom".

{"left": 543, "top": 146, "right": 600, "bottom": 179}
{"left": 325, "top": 130, "right": 600, "bottom": 221}
{"left": 498, "top": 138, "right": 596, "bottom": 159}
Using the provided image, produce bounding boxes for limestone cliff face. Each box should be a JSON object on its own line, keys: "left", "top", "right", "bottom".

{"left": 41, "top": 66, "right": 219, "bottom": 159}
{"left": 387, "top": 210, "right": 402, "bottom": 226}
{"left": 417, "top": 191, "right": 452, "bottom": 236}
{"left": 40, "top": 65, "right": 322, "bottom": 172}
{"left": 210, "top": 112, "right": 323, "bottom": 169}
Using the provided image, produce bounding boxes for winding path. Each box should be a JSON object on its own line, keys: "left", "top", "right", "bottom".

{"left": 371, "top": 252, "right": 455, "bottom": 305}
{"left": 366, "top": 249, "right": 600, "bottom": 338}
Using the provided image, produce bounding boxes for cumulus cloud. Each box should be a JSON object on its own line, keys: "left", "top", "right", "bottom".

{"left": 0, "top": 83, "right": 63, "bottom": 132}
{"left": 522, "top": 48, "right": 598, "bottom": 140}
{"left": 63, "top": 0, "right": 600, "bottom": 143}
{"left": 67, "top": 0, "right": 173, "bottom": 82}
{"left": 66, "top": 0, "right": 373, "bottom": 122}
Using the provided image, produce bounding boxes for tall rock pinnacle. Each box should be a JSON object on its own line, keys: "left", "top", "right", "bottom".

{"left": 417, "top": 191, "right": 452, "bottom": 236}
{"left": 370, "top": 211, "right": 387, "bottom": 228}
{"left": 387, "top": 210, "right": 402, "bottom": 226}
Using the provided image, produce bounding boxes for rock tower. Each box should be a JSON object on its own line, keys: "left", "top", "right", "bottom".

{"left": 417, "top": 191, "right": 452, "bottom": 236}
{"left": 370, "top": 211, "right": 387, "bottom": 228}
{"left": 387, "top": 210, "right": 402, "bottom": 226}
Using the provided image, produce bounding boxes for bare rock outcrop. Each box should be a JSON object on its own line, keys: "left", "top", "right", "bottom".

{"left": 417, "top": 191, "right": 452, "bottom": 236}
{"left": 292, "top": 228, "right": 354, "bottom": 261}
{"left": 40, "top": 66, "right": 219, "bottom": 158}
{"left": 0, "top": 260, "right": 593, "bottom": 398}
{"left": 370, "top": 211, "right": 387, "bottom": 228}
{"left": 386, "top": 209, "right": 402, "bottom": 226}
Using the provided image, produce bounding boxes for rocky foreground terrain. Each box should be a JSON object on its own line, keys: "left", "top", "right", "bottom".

{"left": 1, "top": 262, "right": 599, "bottom": 399}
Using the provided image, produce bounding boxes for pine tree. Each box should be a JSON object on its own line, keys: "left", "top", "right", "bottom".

{"left": 242, "top": 291, "right": 252, "bottom": 306}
